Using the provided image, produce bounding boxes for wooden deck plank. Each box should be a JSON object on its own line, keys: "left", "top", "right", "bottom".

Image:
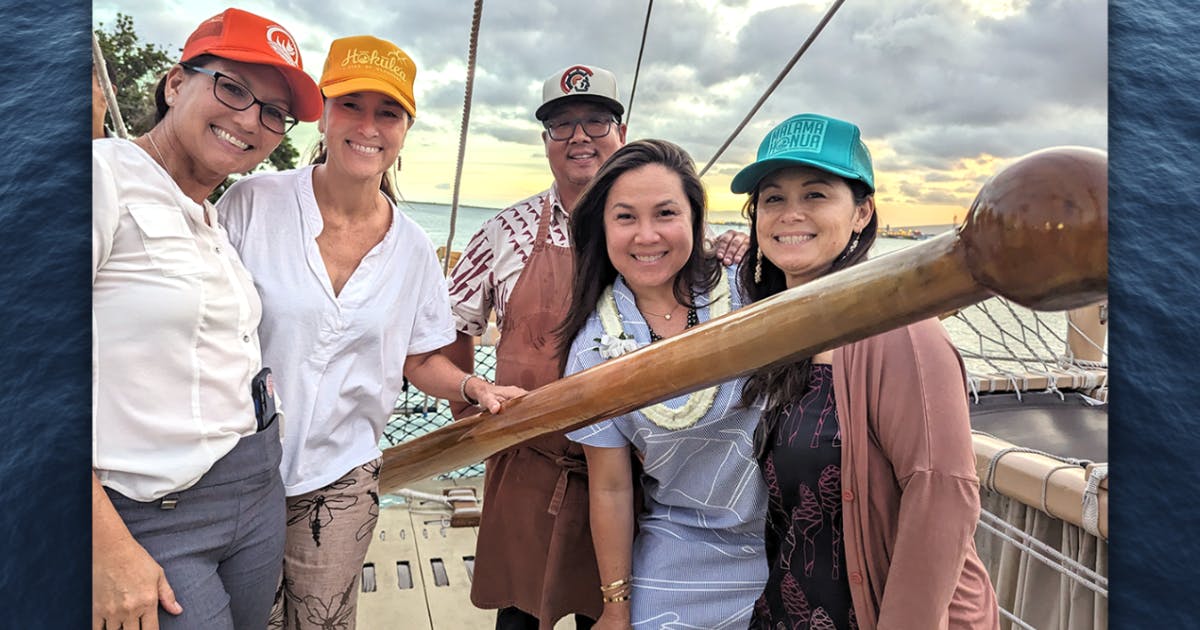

{"left": 358, "top": 477, "right": 492, "bottom": 629}
{"left": 358, "top": 504, "right": 433, "bottom": 629}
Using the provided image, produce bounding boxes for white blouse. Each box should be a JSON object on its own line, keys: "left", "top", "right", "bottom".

{"left": 218, "top": 166, "right": 456, "bottom": 496}
{"left": 92, "top": 139, "right": 264, "bottom": 502}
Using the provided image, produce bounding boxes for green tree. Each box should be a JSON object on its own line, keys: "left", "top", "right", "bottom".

{"left": 94, "top": 13, "right": 300, "bottom": 202}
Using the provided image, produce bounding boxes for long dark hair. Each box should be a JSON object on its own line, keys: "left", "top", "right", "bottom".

{"left": 555, "top": 139, "right": 721, "bottom": 372}
{"left": 739, "top": 176, "right": 878, "bottom": 456}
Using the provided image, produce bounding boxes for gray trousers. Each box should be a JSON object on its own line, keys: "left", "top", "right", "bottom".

{"left": 105, "top": 420, "right": 285, "bottom": 630}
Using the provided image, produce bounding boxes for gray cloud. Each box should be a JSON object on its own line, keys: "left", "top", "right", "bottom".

{"left": 96, "top": 0, "right": 1106, "bottom": 199}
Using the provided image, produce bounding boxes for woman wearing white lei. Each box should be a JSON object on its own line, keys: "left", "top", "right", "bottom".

{"left": 557, "top": 140, "right": 767, "bottom": 629}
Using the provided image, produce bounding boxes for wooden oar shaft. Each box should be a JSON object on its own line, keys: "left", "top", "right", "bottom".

{"left": 379, "top": 146, "right": 1107, "bottom": 492}
{"left": 382, "top": 238, "right": 982, "bottom": 491}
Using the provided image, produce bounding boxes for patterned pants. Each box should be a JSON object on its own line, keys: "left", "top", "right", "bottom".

{"left": 269, "top": 459, "right": 381, "bottom": 630}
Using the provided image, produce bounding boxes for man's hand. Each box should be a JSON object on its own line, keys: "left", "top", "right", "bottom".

{"left": 711, "top": 229, "right": 749, "bottom": 265}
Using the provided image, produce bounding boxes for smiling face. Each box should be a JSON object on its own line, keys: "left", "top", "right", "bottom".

{"left": 755, "top": 165, "right": 874, "bottom": 288}
{"left": 603, "top": 163, "right": 695, "bottom": 298}
{"left": 162, "top": 58, "right": 292, "bottom": 178}
{"left": 542, "top": 102, "right": 627, "bottom": 203}
{"left": 319, "top": 91, "right": 412, "bottom": 182}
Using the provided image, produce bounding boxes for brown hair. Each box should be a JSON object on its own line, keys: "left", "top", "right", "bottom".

{"left": 555, "top": 139, "right": 720, "bottom": 372}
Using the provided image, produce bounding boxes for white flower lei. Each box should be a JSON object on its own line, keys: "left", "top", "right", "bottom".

{"left": 596, "top": 267, "right": 731, "bottom": 430}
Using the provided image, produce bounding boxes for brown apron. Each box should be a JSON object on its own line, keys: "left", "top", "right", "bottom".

{"left": 469, "top": 197, "right": 601, "bottom": 626}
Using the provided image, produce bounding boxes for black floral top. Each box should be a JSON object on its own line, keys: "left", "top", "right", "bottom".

{"left": 751, "top": 364, "right": 857, "bottom": 630}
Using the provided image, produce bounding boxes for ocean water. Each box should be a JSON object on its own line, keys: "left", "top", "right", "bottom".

{"left": 0, "top": 2, "right": 92, "bottom": 622}
{"left": 1107, "top": 2, "right": 1200, "bottom": 625}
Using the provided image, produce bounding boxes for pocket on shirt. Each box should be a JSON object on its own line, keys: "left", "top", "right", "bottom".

{"left": 126, "top": 204, "right": 206, "bottom": 277}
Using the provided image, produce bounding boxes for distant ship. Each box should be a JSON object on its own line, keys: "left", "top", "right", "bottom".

{"left": 880, "top": 225, "right": 931, "bottom": 239}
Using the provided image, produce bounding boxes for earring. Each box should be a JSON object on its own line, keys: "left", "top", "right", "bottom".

{"left": 847, "top": 231, "right": 861, "bottom": 254}
{"left": 166, "top": 97, "right": 174, "bottom": 106}
{"left": 396, "top": 154, "right": 402, "bottom": 172}
{"left": 754, "top": 248, "right": 763, "bottom": 284}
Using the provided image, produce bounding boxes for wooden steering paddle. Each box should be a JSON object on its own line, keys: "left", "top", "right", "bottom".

{"left": 379, "top": 146, "right": 1107, "bottom": 492}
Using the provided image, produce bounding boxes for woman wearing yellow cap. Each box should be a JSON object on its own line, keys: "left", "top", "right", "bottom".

{"left": 92, "top": 8, "right": 323, "bottom": 630}
{"left": 217, "top": 35, "right": 524, "bottom": 627}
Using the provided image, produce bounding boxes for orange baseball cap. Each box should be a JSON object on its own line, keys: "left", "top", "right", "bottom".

{"left": 181, "top": 8, "right": 322, "bottom": 122}
{"left": 319, "top": 36, "right": 417, "bottom": 118}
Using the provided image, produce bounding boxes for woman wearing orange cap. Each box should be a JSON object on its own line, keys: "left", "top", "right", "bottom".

{"left": 92, "top": 8, "right": 323, "bottom": 630}
{"left": 217, "top": 35, "right": 524, "bottom": 627}
{"left": 732, "top": 114, "right": 999, "bottom": 629}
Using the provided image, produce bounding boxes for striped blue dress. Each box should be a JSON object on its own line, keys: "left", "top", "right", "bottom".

{"left": 565, "top": 268, "right": 768, "bottom": 629}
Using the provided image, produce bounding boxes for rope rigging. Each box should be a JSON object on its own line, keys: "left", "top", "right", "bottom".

{"left": 698, "top": 0, "right": 847, "bottom": 177}
{"left": 625, "top": 0, "right": 654, "bottom": 129}
{"left": 442, "top": 0, "right": 485, "bottom": 276}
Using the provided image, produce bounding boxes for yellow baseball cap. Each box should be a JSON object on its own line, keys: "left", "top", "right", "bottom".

{"left": 319, "top": 35, "right": 417, "bottom": 117}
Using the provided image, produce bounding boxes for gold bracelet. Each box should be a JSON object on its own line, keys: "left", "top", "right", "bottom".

{"left": 599, "top": 577, "right": 630, "bottom": 593}
{"left": 602, "top": 594, "right": 630, "bottom": 603}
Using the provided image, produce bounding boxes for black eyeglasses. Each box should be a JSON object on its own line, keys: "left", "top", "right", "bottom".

{"left": 543, "top": 115, "right": 617, "bottom": 141}
{"left": 179, "top": 62, "right": 299, "bottom": 135}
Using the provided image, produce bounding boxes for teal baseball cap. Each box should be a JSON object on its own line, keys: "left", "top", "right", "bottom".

{"left": 730, "top": 113, "right": 874, "bottom": 194}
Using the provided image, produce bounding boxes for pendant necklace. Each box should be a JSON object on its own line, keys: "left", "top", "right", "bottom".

{"left": 639, "top": 301, "right": 682, "bottom": 321}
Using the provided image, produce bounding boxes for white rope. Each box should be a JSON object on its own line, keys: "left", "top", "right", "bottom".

{"left": 442, "top": 0, "right": 485, "bottom": 276}
{"left": 976, "top": 517, "right": 1108, "bottom": 598}
{"left": 997, "top": 606, "right": 1038, "bottom": 630}
{"left": 394, "top": 488, "right": 452, "bottom": 507}
{"left": 975, "top": 432, "right": 1092, "bottom": 495}
{"left": 1081, "top": 464, "right": 1109, "bottom": 537}
{"left": 91, "top": 30, "right": 129, "bottom": 139}
{"left": 978, "top": 509, "right": 1109, "bottom": 590}
{"left": 1040, "top": 464, "right": 1080, "bottom": 516}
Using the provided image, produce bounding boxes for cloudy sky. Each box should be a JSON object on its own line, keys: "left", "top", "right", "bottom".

{"left": 93, "top": 0, "right": 1106, "bottom": 226}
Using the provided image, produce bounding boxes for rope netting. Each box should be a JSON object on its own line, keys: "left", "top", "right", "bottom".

{"left": 945, "top": 297, "right": 1108, "bottom": 404}
{"left": 379, "top": 344, "right": 497, "bottom": 479}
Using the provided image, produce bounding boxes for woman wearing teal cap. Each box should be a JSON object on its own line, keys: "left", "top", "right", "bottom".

{"left": 734, "top": 114, "right": 999, "bottom": 629}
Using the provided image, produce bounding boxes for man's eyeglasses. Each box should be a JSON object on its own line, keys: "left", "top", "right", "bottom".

{"left": 180, "top": 62, "right": 299, "bottom": 135}
{"left": 543, "top": 115, "right": 617, "bottom": 141}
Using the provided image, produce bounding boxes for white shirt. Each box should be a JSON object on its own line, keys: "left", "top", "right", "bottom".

{"left": 218, "top": 166, "right": 456, "bottom": 496}
{"left": 446, "top": 185, "right": 570, "bottom": 336}
{"left": 92, "top": 139, "right": 264, "bottom": 502}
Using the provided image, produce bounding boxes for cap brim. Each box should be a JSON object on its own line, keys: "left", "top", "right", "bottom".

{"left": 321, "top": 77, "right": 417, "bottom": 118}
{"left": 730, "top": 156, "right": 871, "bottom": 194}
{"left": 190, "top": 47, "right": 323, "bottom": 122}
{"left": 535, "top": 94, "right": 624, "bottom": 121}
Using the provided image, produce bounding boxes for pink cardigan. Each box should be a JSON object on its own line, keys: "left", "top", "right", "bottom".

{"left": 832, "top": 319, "right": 999, "bottom": 629}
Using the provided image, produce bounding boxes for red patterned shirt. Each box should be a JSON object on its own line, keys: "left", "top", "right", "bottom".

{"left": 447, "top": 185, "right": 570, "bottom": 336}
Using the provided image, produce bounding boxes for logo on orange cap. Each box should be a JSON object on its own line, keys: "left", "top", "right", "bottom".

{"left": 265, "top": 26, "right": 300, "bottom": 67}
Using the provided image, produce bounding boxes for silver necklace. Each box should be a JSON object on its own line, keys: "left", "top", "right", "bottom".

{"left": 144, "top": 132, "right": 169, "bottom": 170}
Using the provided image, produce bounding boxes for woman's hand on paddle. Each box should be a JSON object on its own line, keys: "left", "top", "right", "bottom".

{"left": 712, "top": 229, "right": 750, "bottom": 265}
{"left": 467, "top": 377, "right": 526, "bottom": 414}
